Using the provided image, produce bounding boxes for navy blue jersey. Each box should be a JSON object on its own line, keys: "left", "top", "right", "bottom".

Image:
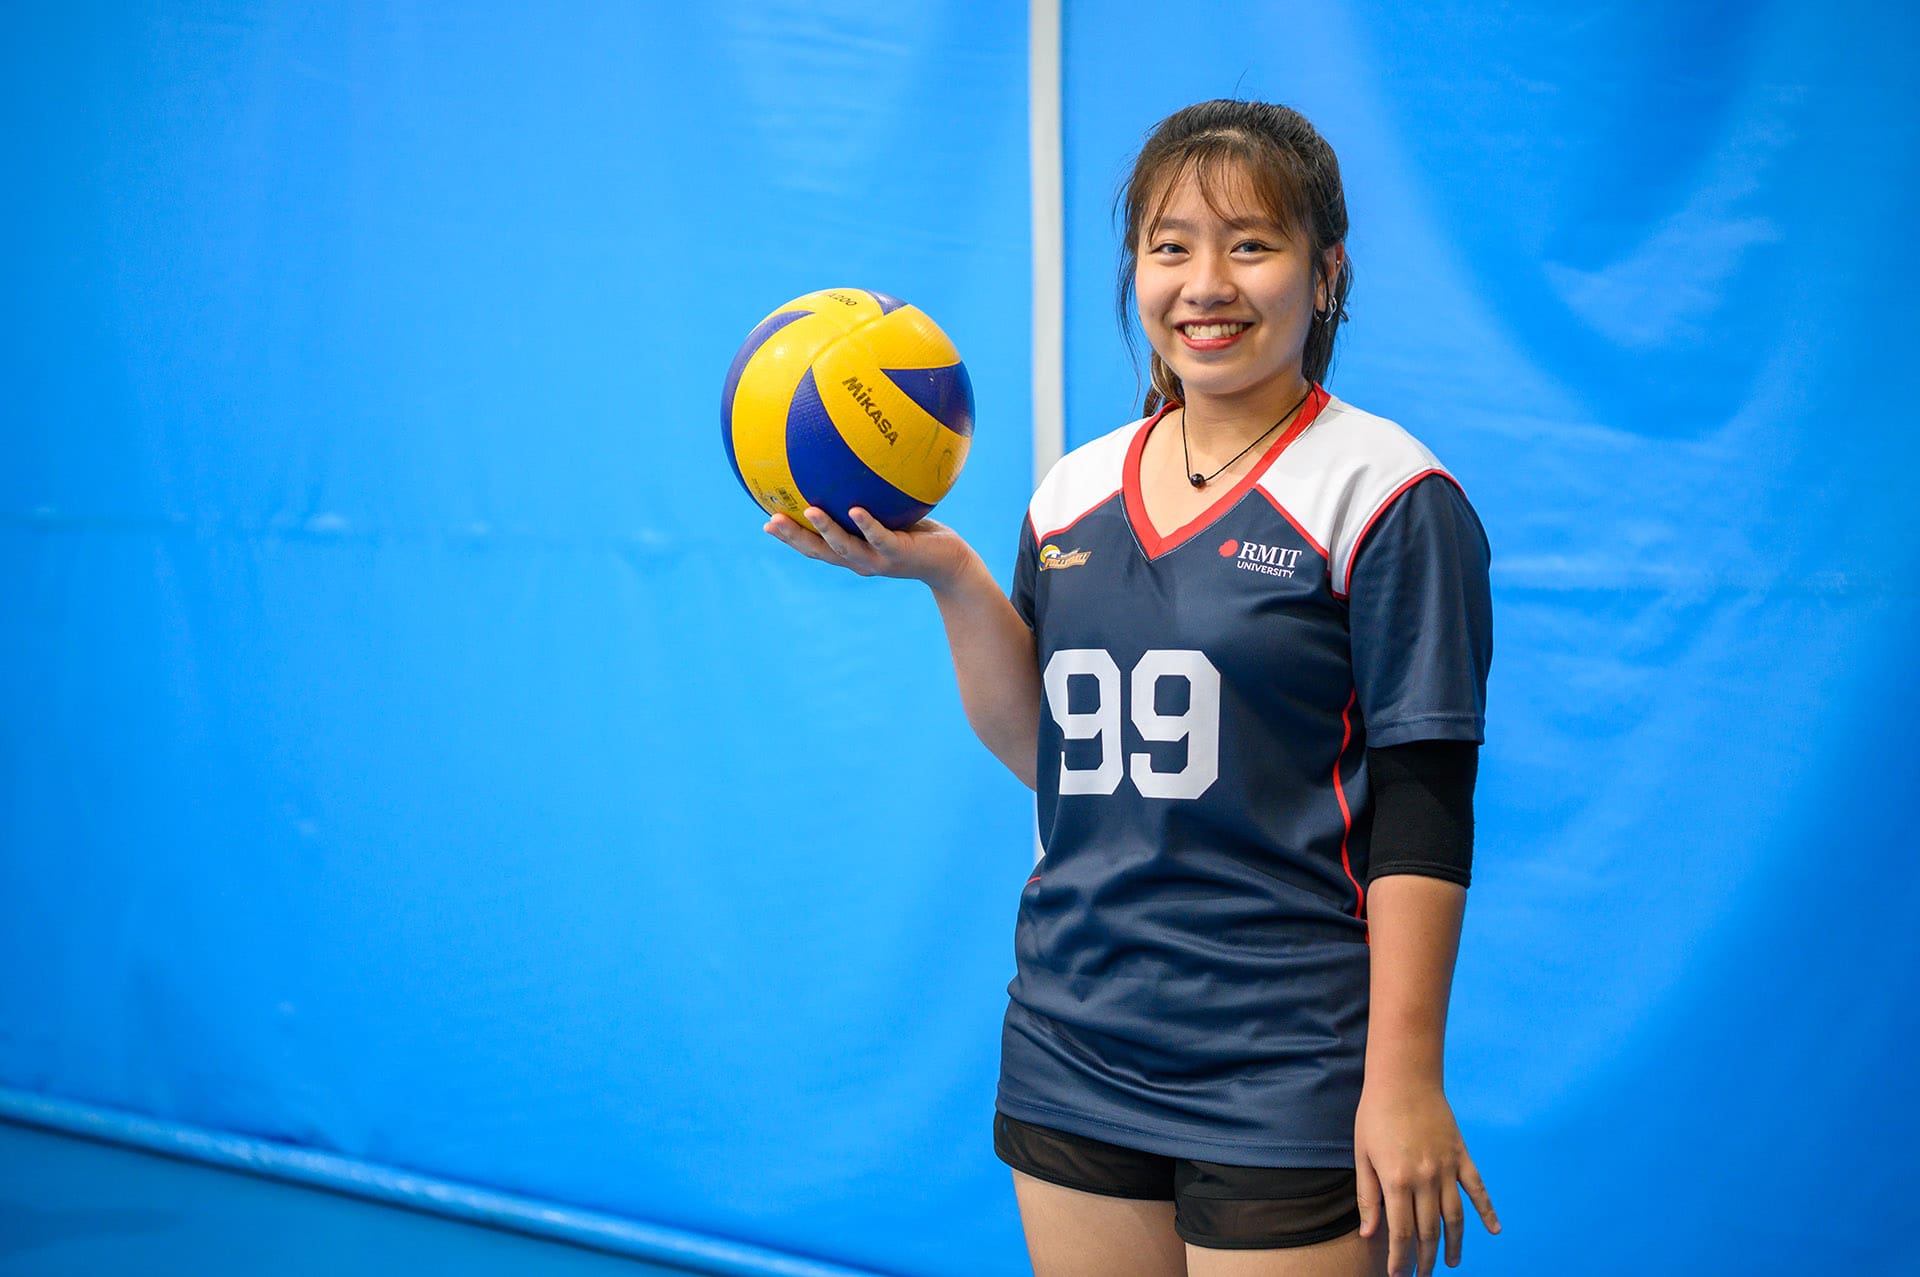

{"left": 997, "top": 389, "right": 1492, "bottom": 1166}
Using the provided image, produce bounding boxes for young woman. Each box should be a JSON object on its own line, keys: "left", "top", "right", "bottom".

{"left": 767, "top": 100, "right": 1499, "bottom": 1277}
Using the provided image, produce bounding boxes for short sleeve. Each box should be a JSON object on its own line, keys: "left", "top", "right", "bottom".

{"left": 1347, "top": 474, "right": 1492, "bottom": 748}
{"left": 1011, "top": 514, "right": 1039, "bottom": 630}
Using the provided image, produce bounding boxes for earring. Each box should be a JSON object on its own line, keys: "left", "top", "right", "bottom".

{"left": 1319, "top": 259, "right": 1346, "bottom": 324}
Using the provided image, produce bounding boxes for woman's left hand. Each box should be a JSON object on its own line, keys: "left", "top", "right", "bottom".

{"left": 1353, "top": 1079, "right": 1499, "bottom": 1277}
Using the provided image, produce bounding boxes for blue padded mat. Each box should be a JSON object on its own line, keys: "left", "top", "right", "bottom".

{"left": 0, "top": 1119, "right": 695, "bottom": 1277}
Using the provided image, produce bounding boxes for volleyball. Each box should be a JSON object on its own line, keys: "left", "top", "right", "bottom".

{"left": 721, "top": 288, "right": 975, "bottom": 532}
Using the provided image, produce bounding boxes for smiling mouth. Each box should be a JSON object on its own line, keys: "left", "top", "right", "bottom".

{"left": 1179, "top": 322, "right": 1250, "bottom": 339}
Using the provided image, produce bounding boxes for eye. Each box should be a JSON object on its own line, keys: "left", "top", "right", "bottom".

{"left": 1232, "top": 239, "right": 1273, "bottom": 254}
{"left": 1147, "top": 241, "right": 1186, "bottom": 256}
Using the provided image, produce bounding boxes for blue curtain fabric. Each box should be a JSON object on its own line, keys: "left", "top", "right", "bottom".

{"left": 2, "top": 5, "right": 1032, "bottom": 1274}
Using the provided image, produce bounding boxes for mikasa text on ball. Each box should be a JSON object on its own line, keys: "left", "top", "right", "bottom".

{"left": 721, "top": 288, "right": 975, "bottom": 531}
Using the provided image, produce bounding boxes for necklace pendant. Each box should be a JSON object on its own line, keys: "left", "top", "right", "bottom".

{"left": 1189, "top": 474, "right": 1206, "bottom": 487}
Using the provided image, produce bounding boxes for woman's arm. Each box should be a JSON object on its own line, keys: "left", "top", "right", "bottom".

{"left": 923, "top": 552, "right": 1041, "bottom": 788}
{"left": 1364, "top": 874, "right": 1465, "bottom": 1093}
{"left": 767, "top": 506, "right": 1040, "bottom": 789}
{"left": 1355, "top": 874, "right": 1500, "bottom": 1277}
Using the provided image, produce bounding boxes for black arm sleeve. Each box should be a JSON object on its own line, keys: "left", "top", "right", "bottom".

{"left": 1365, "top": 739, "right": 1477, "bottom": 888}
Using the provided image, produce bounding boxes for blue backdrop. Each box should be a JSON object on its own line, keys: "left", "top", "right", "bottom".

{"left": 3, "top": 2, "right": 1915, "bottom": 1274}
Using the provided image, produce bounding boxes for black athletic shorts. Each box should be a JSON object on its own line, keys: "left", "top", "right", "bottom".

{"left": 994, "top": 1111, "right": 1361, "bottom": 1250}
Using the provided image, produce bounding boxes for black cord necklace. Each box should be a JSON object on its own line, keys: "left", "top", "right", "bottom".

{"left": 1181, "top": 386, "right": 1313, "bottom": 487}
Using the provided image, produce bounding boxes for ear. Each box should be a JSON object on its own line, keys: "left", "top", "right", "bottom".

{"left": 1318, "top": 244, "right": 1346, "bottom": 308}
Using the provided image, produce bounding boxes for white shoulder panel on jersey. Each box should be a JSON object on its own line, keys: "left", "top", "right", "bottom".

{"left": 1027, "top": 417, "right": 1142, "bottom": 541}
{"left": 1257, "top": 395, "right": 1455, "bottom": 597}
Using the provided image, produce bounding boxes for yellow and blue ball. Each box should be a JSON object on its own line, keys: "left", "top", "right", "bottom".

{"left": 721, "top": 288, "right": 974, "bottom": 531}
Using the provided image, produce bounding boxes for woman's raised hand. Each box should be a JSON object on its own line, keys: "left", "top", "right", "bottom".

{"left": 765, "top": 506, "right": 973, "bottom": 590}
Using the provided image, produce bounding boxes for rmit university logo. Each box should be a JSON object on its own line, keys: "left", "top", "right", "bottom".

{"left": 1220, "top": 538, "right": 1303, "bottom": 579}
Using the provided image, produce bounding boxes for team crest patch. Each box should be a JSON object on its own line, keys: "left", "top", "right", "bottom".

{"left": 1038, "top": 542, "right": 1092, "bottom": 571}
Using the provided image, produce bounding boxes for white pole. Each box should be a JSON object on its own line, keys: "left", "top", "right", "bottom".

{"left": 1029, "top": 0, "right": 1064, "bottom": 867}
{"left": 1029, "top": 0, "right": 1065, "bottom": 488}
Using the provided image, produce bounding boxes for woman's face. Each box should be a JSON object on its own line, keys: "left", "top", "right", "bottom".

{"left": 1134, "top": 164, "right": 1334, "bottom": 415}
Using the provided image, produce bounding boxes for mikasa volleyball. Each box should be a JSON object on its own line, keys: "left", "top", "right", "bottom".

{"left": 721, "top": 288, "right": 975, "bottom": 531}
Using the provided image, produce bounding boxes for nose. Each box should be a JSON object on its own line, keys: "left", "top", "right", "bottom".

{"left": 1180, "top": 246, "right": 1236, "bottom": 307}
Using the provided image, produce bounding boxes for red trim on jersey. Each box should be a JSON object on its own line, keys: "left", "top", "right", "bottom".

{"left": 1335, "top": 688, "right": 1364, "bottom": 923}
{"left": 1334, "top": 468, "right": 1464, "bottom": 600}
{"left": 1033, "top": 489, "right": 1123, "bottom": 547}
{"left": 1123, "top": 385, "right": 1331, "bottom": 560}
{"left": 1025, "top": 873, "right": 1042, "bottom": 886}
{"left": 1250, "top": 488, "right": 1331, "bottom": 562}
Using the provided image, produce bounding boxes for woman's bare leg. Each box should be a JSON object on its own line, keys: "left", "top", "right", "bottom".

{"left": 1183, "top": 1227, "right": 1387, "bottom": 1277}
{"left": 1010, "top": 1169, "right": 1188, "bottom": 1277}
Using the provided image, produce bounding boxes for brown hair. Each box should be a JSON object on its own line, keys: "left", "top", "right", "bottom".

{"left": 1116, "top": 100, "right": 1351, "bottom": 413}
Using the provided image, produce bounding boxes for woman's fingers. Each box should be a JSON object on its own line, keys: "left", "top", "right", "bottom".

{"left": 764, "top": 512, "right": 831, "bottom": 559}
{"left": 806, "top": 507, "right": 889, "bottom": 572}
{"left": 803, "top": 507, "right": 855, "bottom": 553}
{"left": 1442, "top": 1180, "right": 1465, "bottom": 1268}
{"left": 766, "top": 512, "right": 862, "bottom": 571}
{"left": 769, "top": 504, "right": 954, "bottom": 583}
{"left": 1354, "top": 1150, "right": 1382, "bottom": 1239}
{"left": 1413, "top": 1182, "right": 1442, "bottom": 1277}
{"left": 1460, "top": 1155, "right": 1499, "bottom": 1234}
{"left": 1384, "top": 1185, "right": 1416, "bottom": 1277}
{"left": 845, "top": 506, "right": 897, "bottom": 552}
{"left": 763, "top": 507, "right": 878, "bottom": 573}
{"left": 1352, "top": 1097, "right": 1496, "bottom": 1273}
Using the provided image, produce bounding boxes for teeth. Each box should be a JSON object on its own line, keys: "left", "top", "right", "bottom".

{"left": 1184, "top": 323, "right": 1248, "bottom": 339}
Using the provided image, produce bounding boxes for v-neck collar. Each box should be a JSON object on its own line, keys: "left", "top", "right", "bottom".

{"left": 1123, "top": 384, "right": 1331, "bottom": 559}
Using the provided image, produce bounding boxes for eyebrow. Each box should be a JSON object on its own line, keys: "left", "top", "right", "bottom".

{"left": 1150, "top": 216, "right": 1285, "bottom": 235}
